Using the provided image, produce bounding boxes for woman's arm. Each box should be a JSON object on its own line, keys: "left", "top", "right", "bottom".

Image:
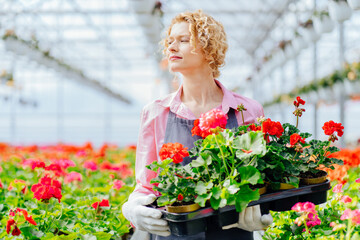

{"left": 133, "top": 106, "right": 159, "bottom": 195}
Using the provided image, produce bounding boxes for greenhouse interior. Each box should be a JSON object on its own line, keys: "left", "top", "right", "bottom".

{"left": 0, "top": 0, "right": 360, "bottom": 239}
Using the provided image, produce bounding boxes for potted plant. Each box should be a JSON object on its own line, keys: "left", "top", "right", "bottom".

{"left": 328, "top": 0, "right": 353, "bottom": 22}
{"left": 188, "top": 128, "right": 267, "bottom": 212}
{"left": 146, "top": 142, "right": 200, "bottom": 213}
{"left": 313, "top": 10, "right": 335, "bottom": 34}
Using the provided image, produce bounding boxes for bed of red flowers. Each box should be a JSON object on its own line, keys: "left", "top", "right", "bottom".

{"left": 0, "top": 142, "right": 136, "bottom": 240}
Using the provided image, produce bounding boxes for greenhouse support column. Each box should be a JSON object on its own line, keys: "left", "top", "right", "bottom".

{"left": 339, "top": 22, "right": 346, "bottom": 148}
{"left": 280, "top": 66, "right": 285, "bottom": 123}
{"left": 57, "top": 75, "right": 64, "bottom": 142}
{"left": 312, "top": 0, "right": 318, "bottom": 140}
{"left": 313, "top": 40, "right": 318, "bottom": 139}
{"left": 10, "top": 88, "right": 16, "bottom": 144}
{"left": 104, "top": 13, "right": 112, "bottom": 143}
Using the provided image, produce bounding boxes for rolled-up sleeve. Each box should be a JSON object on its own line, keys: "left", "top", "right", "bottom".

{"left": 133, "top": 106, "right": 159, "bottom": 195}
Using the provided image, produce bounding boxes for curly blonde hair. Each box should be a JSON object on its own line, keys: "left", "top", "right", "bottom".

{"left": 162, "top": 10, "right": 228, "bottom": 78}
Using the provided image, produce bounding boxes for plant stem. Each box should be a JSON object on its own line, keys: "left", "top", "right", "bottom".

{"left": 345, "top": 219, "right": 353, "bottom": 240}
{"left": 296, "top": 115, "right": 299, "bottom": 128}
{"left": 229, "top": 145, "right": 235, "bottom": 176}
{"left": 303, "top": 216, "right": 310, "bottom": 239}
{"left": 240, "top": 111, "right": 245, "bottom": 125}
{"left": 214, "top": 134, "right": 229, "bottom": 177}
{"left": 204, "top": 163, "right": 212, "bottom": 181}
{"left": 247, "top": 156, "right": 256, "bottom": 166}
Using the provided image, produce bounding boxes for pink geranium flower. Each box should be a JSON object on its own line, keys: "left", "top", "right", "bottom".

{"left": 356, "top": 178, "right": 360, "bottom": 183}
{"left": 306, "top": 213, "right": 321, "bottom": 227}
{"left": 332, "top": 183, "right": 343, "bottom": 193}
{"left": 292, "top": 202, "right": 316, "bottom": 213}
{"left": 113, "top": 179, "right": 125, "bottom": 190}
{"left": 341, "top": 209, "right": 360, "bottom": 225}
{"left": 64, "top": 172, "right": 83, "bottom": 184}
{"left": 83, "top": 160, "right": 98, "bottom": 171}
{"left": 22, "top": 158, "right": 46, "bottom": 170}
{"left": 341, "top": 195, "right": 352, "bottom": 203}
{"left": 52, "top": 159, "right": 76, "bottom": 169}
{"left": 192, "top": 109, "right": 227, "bottom": 138}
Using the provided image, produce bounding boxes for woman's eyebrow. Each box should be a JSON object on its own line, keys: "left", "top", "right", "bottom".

{"left": 168, "top": 34, "right": 191, "bottom": 39}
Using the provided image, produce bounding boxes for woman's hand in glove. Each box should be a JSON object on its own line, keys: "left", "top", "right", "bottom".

{"left": 238, "top": 205, "right": 273, "bottom": 231}
{"left": 222, "top": 205, "right": 273, "bottom": 232}
{"left": 122, "top": 193, "right": 171, "bottom": 237}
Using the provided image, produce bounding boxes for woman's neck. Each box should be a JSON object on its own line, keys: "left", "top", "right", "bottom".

{"left": 180, "top": 70, "right": 224, "bottom": 117}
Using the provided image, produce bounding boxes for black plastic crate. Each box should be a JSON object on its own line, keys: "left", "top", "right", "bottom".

{"left": 151, "top": 180, "right": 331, "bottom": 236}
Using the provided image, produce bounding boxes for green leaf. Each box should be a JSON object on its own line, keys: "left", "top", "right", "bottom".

{"left": 238, "top": 166, "right": 263, "bottom": 185}
{"left": 211, "top": 186, "right": 222, "bottom": 199}
{"left": 233, "top": 131, "right": 267, "bottom": 160}
{"left": 93, "top": 232, "right": 112, "bottom": 240}
{"left": 234, "top": 185, "right": 260, "bottom": 212}
{"left": 191, "top": 156, "right": 205, "bottom": 167}
{"left": 195, "top": 193, "right": 212, "bottom": 207}
{"left": 195, "top": 181, "right": 213, "bottom": 195}
{"left": 81, "top": 234, "right": 97, "bottom": 240}
{"left": 210, "top": 197, "right": 221, "bottom": 210}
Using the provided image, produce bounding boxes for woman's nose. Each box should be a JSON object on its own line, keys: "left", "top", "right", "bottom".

{"left": 168, "top": 41, "right": 178, "bottom": 52}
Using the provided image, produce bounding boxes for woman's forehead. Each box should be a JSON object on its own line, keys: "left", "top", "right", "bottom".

{"left": 169, "top": 22, "right": 191, "bottom": 38}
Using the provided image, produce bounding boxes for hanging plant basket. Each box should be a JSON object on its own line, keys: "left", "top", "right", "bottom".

{"left": 128, "top": 0, "right": 156, "bottom": 13}
{"left": 347, "top": 0, "right": 360, "bottom": 10}
{"left": 328, "top": 0, "right": 353, "bottom": 22}
{"left": 284, "top": 44, "right": 296, "bottom": 59}
{"left": 313, "top": 15, "right": 335, "bottom": 34}
{"left": 292, "top": 36, "right": 308, "bottom": 54}
{"left": 301, "top": 27, "right": 320, "bottom": 43}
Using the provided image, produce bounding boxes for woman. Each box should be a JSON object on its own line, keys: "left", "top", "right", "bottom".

{"left": 122, "top": 10, "right": 272, "bottom": 240}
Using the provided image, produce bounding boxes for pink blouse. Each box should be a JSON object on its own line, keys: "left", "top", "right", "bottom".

{"left": 134, "top": 80, "right": 264, "bottom": 195}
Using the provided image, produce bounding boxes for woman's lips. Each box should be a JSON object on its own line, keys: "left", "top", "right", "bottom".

{"left": 169, "top": 56, "right": 182, "bottom": 61}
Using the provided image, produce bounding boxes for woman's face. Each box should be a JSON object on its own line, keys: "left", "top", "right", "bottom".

{"left": 166, "top": 22, "right": 208, "bottom": 75}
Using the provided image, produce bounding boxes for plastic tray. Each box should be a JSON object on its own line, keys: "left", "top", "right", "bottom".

{"left": 152, "top": 180, "right": 331, "bottom": 236}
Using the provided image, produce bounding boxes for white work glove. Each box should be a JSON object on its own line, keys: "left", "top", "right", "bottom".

{"left": 122, "top": 193, "right": 170, "bottom": 237}
{"left": 222, "top": 205, "right": 273, "bottom": 232}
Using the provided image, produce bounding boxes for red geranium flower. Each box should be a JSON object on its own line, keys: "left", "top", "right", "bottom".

{"left": 249, "top": 124, "right": 261, "bottom": 132}
{"left": 45, "top": 163, "right": 65, "bottom": 176}
{"left": 6, "top": 219, "right": 15, "bottom": 234}
{"left": 322, "top": 121, "right": 344, "bottom": 142}
{"left": 262, "top": 118, "right": 284, "bottom": 138}
{"left": 294, "top": 96, "right": 305, "bottom": 107}
{"left": 31, "top": 176, "right": 62, "bottom": 203}
{"left": 290, "top": 133, "right": 306, "bottom": 146}
{"left": 177, "top": 193, "right": 184, "bottom": 201}
{"left": 11, "top": 226, "right": 21, "bottom": 236}
{"left": 92, "top": 199, "right": 110, "bottom": 209}
{"left": 159, "top": 143, "right": 189, "bottom": 164}
{"left": 15, "top": 208, "right": 37, "bottom": 225}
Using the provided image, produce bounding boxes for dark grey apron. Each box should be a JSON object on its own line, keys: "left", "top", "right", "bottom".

{"left": 151, "top": 108, "right": 254, "bottom": 240}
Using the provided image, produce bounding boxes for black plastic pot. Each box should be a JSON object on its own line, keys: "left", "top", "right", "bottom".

{"left": 152, "top": 180, "right": 331, "bottom": 236}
